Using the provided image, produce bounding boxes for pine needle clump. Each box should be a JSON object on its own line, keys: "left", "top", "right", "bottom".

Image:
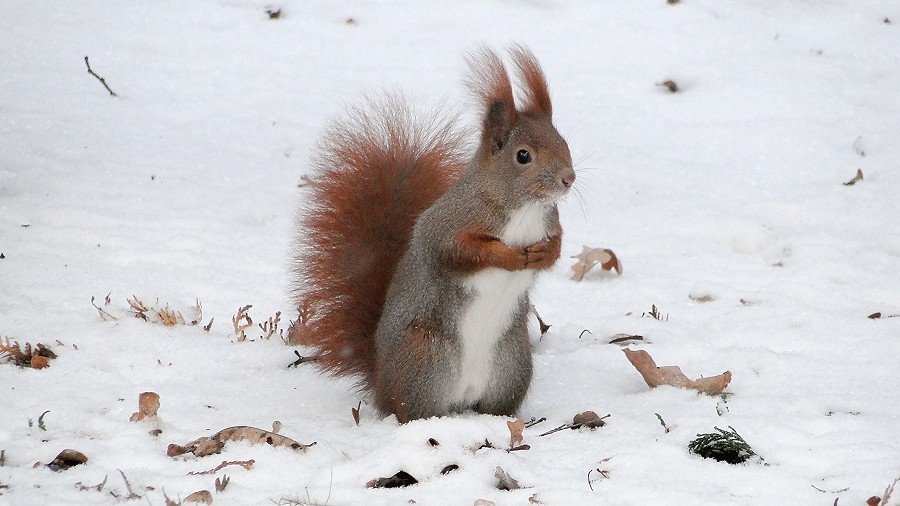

{"left": 688, "top": 426, "right": 759, "bottom": 464}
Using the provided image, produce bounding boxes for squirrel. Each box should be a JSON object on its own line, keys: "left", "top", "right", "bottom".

{"left": 289, "top": 45, "right": 575, "bottom": 423}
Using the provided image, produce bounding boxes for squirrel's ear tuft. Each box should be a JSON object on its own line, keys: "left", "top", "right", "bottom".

{"left": 485, "top": 100, "right": 514, "bottom": 152}
{"left": 509, "top": 45, "right": 552, "bottom": 119}
{"left": 466, "top": 46, "right": 518, "bottom": 152}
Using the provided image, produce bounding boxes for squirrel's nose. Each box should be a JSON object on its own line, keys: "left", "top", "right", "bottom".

{"left": 561, "top": 168, "right": 575, "bottom": 188}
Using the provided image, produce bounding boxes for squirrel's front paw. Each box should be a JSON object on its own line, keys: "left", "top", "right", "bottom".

{"left": 525, "top": 235, "right": 561, "bottom": 270}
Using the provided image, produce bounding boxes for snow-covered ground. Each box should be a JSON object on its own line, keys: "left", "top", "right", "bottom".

{"left": 2, "top": 1, "right": 898, "bottom": 504}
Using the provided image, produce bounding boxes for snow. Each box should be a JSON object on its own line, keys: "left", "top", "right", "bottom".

{"left": 1, "top": 1, "right": 898, "bottom": 504}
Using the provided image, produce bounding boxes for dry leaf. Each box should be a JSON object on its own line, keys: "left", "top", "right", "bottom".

{"left": 843, "top": 168, "right": 864, "bottom": 186}
{"left": 184, "top": 490, "right": 213, "bottom": 504}
{"left": 30, "top": 355, "right": 50, "bottom": 369}
{"left": 573, "top": 411, "right": 606, "bottom": 429}
{"left": 366, "top": 471, "right": 418, "bottom": 488}
{"left": 352, "top": 401, "right": 361, "bottom": 426}
{"left": 168, "top": 426, "right": 315, "bottom": 458}
{"left": 188, "top": 459, "right": 255, "bottom": 476}
{"left": 130, "top": 392, "right": 160, "bottom": 422}
{"left": 47, "top": 449, "right": 88, "bottom": 471}
{"left": 623, "top": 349, "right": 732, "bottom": 395}
{"left": 571, "top": 246, "right": 622, "bottom": 281}
{"left": 657, "top": 80, "right": 679, "bottom": 92}
{"left": 495, "top": 466, "right": 522, "bottom": 491}
{"left": 609, "top": 334, "right": 644, "bottom": 345}
{"left": 529, "top": 304, "right": 551, "bottom": 335}
{"left": 507, "top": 419, "right": 525, "bottom": 448}
{"left": 1, "top": 339, "right": 57, "bottom": 368}
{"left": 232, "top": 305, "right": 253, "bottom": 341}
{"left": 215, "top": 475, "right": 230, "bottom": 492}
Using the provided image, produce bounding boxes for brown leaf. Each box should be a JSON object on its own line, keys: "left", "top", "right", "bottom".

{"left": 188, "top": 459, "right": 255, "bottom": 475}
{"left": 657, "top": 80, "right": 679, "bottom": 92}
{"left": 30, "top": 355, "right": 50, "bottom": 369}
{"left": 843, "top": 168, "right": 864, "bottom": 186}
{"left": 530, "top": 305, "right": 551, "bottom": 335}
{"left": 352, "top": 401, "right": 361, "bottom": 426}
{"left": 866, "top": 497, "right": 880, "bottom": 506}
{"left": 215, "top": 475, "right": 230, "bottom": 492}
{"left": 130, "top": 392, "right": 160, "bottom": 422}
{"left": 184, "top": 490, "right": 213, "bottom": 504}
{"left": 571, "top": 246, "right": 622, "bottom": 281}
{"left": 609, "top": 334, "right": 644, "bottom": 345}
{"left": 573, "top": 411, "right": 606, "bottom": 429}
{"left": 168, "top": 426, "right": 315, "bottom": 458}
{"left": 507, "top": 419, "right": 525, "bottom": 448}
{"left": 47, "top": 449, "right": 88, "bottom": 471}
{"left": 623, "top": 349, "right": 732, "bottom": 395}
{"left": 366, "top": 471, "right": 418, "bottom": 488}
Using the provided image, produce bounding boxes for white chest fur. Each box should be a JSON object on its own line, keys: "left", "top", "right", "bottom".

{"left": 453, "top": 202, "right": 549, "bottom": 406}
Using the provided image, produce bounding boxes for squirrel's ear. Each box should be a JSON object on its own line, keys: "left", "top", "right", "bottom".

{"left": 509, "top": 45, "right": 552, "bottom": 119}
{"left": 484, "top": 100, "right": 516, "bottom": 152}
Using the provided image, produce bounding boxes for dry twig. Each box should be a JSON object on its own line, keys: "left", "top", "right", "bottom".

{"left": 188, "top": 459, "right": 255, "bottom": 476}
{"left": 84, "top": 56, "right": 118, "bottom": 97}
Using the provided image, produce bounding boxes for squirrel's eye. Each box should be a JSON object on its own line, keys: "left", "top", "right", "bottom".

{"left": 516, "top": 149, "right": 532, "bottom": 165}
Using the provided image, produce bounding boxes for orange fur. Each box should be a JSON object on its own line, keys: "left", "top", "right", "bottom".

{"left": 509, "top": 45, "right": 553, "bottom": 118}
{"left": 450, "top": 229, "right": 527, "bottom": 272}
{"left": 289, "top": 96, "right": 466, "bottom": 386}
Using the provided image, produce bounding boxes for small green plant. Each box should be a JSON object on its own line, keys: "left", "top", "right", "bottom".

{"left": 688, "top": 426, "right": 759, "bottom": 464}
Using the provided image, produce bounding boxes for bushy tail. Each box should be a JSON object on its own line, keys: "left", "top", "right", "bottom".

{"left": 288, "top": 95, "right": 467, "bottom": 386}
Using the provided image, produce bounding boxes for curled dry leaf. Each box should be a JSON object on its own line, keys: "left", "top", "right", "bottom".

{"left": 30, "top": 355, "right": 50, "bottom": 369}
{"left": 184, "top": 490, "right": 213, "bottom": 504}
{"left": 571, "top": 246, "right": 622, "bottom": 281}
{"left": 215, "top": 475, "right": 230, "bottom": 492}
{"left": 366, "top": 470, "right": 418, "bottom": 488}
{"left": 188, "top": 459, "right": 255, "bottom": 475}
{"left": 495, "top": 466, "right": 522, "bottom": 491}
{"left": 609, "top": 334, "right": 644, "bottom": 345}
{"left": 843, "top": 168, "right": 864, "bottom": 186}
{"left": 529, "top": 304, "right": 551, "bottom": 335}
{"left": 47, "top": 449, "right": 88, "bottom": 471}
{"left": 623, "top": 348, "right": 732, "bottom": 395}
{"left": 507, "top": 419, "right": 525, "bottom": 448}
{"left": 1, "top": 339, "right": 57, "bottom": 368}
{"left": 130, "top": 391, "right": 160, "bottom": 422}
{"left": 167, "top": 426, "right": 315, "bottom": 458}
{"left": 657, "top": 80, "right": 679, "bottom": 92}
{"left": 573, "top": 411, "right": 606, "bottom": 429}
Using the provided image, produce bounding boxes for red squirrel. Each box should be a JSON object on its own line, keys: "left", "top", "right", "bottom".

{"left": 289, "top": 46, "right": 575, "bottom": 422}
